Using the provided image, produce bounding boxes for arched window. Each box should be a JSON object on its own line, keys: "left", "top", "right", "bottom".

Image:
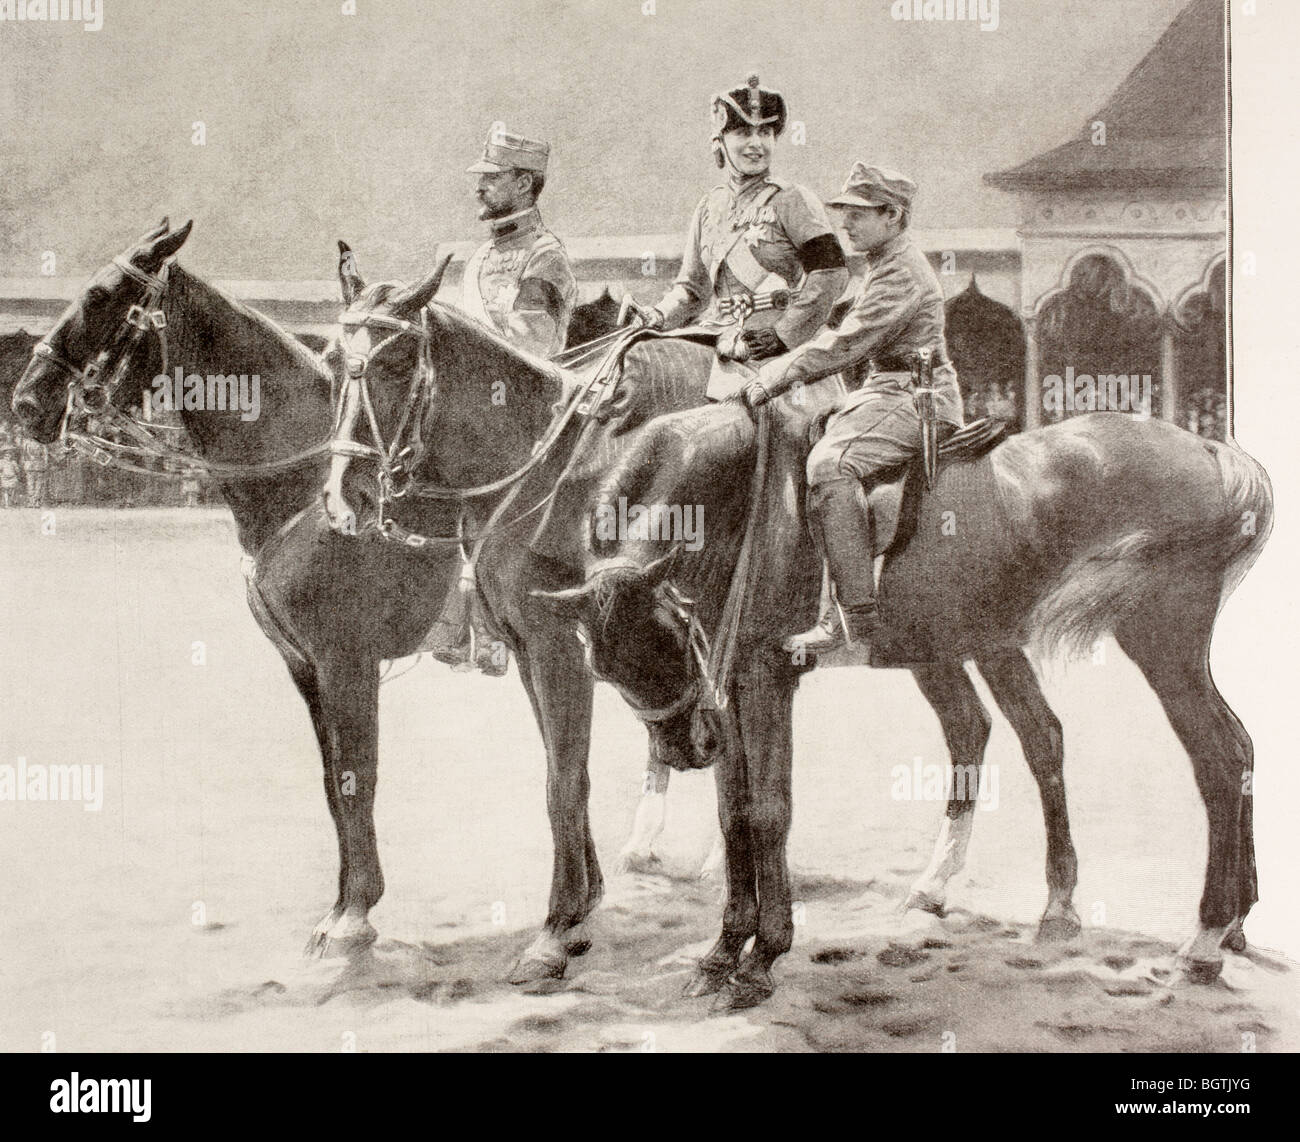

{"left": 945, "top": 276, "right": 1026, "bottom": 430}
{"left": 1174, "top": 259, "right": 1227, "bottom": 440}
{"left": 1036, "top": 254, "right": 1164, "bottom": 424}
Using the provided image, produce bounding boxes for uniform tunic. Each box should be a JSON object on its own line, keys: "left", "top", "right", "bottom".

{"left": 462, "top": 206, "right": 577, "bottom": 359}
{"left": 657, "top": 173, "right": 848, "bottom": 350}
{"left": 755, "top": 232, "right": 963, "bottom": 485}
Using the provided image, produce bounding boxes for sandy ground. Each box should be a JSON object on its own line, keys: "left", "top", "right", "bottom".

{"left": 0, "top": 508, "right": 1296, "bottom": 1052}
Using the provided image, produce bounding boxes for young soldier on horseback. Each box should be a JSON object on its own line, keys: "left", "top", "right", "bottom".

{"left": 626, "top": 75, "right": 848, "bottom": 366}
{"left": 428, "top": 126, "right": 579, "bottom": 672}
{"left": 742, "top": 163, "right": 965, "bottom": 653}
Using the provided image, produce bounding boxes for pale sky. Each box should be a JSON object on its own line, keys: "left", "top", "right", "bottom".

{"left": 0, "top": 0, "right": 1194, "bottom": 279}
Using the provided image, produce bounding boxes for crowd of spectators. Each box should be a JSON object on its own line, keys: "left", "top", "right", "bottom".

{"left": 0, "top": 419, "right": 211, "bottom": 508}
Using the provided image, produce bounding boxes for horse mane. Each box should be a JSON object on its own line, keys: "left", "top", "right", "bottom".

{"left": 428, "top": 298, "right": 568, "bottom": 392}
{"left": 344, "top": 281, "right": 567, "bottom": 403}
{"left": 167, "top": 264, "right": 332, "bottom": 390}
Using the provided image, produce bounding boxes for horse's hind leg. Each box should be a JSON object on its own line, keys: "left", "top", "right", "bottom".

{"left": 903, "top": 662, "right": 992, "bottom": 920}
{"left": 975, "top": 649, "right": 1080, "bottom": 941}
{"left": 1114, "top": 583, "right": 1254, "bottom": 982}
{"left": 617, "top": 756, "right": 670, "bottom": 873}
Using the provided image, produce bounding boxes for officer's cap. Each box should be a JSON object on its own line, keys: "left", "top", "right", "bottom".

{"left": 467, "top": 126, "right": 550, "bottom": 174}
{"left": 827, "top": 162, "right": 917, "bottom": 211}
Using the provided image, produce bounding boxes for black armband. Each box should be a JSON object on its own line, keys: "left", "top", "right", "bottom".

{"left": 796, "top": 233, "right": 848, "bottom": 274}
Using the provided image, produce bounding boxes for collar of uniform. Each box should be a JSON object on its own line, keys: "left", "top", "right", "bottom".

{"left": 728, "top": 170, "right": 775, "bottom": 199}
{"left": 488, "top": 205, "right": 542, "bottom": 240}
{"left": 866, "top": 231, "right": 909, "bottom": 265}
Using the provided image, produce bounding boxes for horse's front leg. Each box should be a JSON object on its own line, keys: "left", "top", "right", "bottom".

{"left": 713, "top": 656, "right": 796, "bottom": 1011}
{"left": 301, "top": 654, "right": 384, "bottom": 957}
{"left": 509, "top": 629, "right": 601, "bottom": 983}
{"left": 684, "top": 696, "right": 757, "bottom": 998}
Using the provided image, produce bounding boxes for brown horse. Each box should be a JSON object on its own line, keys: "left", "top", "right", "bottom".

{"left": 326, "top": 267, "right": 1273, "bottom": 1009}
{"left": 8, "top": 220, "right": 627, "bottom": 979}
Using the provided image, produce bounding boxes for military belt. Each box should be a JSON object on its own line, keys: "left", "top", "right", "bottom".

{"left": 874, "top": 352, "right": 952, "bottom": 373}
{"left": 715, "top": 287, "right": 797, "bottom": 321}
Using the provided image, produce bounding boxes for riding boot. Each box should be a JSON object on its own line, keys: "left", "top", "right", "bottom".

{"left": 782, "top": 563, "right": 839, "bottom": 654}
{"left": 783, "top": 478, "right": 879, "bottom": 653}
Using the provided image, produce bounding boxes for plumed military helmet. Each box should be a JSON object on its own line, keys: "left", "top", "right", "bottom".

{"left": 711, "top": 74, "right": 787, "bottom": 138}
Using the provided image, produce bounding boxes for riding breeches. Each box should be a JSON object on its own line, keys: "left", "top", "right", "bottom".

{"left": 807, "top": 381, "right": 924, "bottom": 489}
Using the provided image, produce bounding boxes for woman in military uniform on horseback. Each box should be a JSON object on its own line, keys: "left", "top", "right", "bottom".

{"left": 628, "top": 74, "right": 849, "bottom": 366}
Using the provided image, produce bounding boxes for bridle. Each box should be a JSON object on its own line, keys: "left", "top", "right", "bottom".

{"left": 328, "top": 301, "right": 635, "bottom": 550}
{"left": 36, "top": 256, "right": 172, "bottom": 445}
{"left": 28, "top": 255, "right": 335, "bottom": 481}
{"left": 330, "top": 307, "right": 438, "bottom": 509}
{"left": 329, "top": 302, "right": 723, "bottom": 720}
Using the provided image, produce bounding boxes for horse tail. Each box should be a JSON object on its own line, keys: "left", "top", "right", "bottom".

{"left": 1028, "top": 436, "right": 1273, "bottom": 663}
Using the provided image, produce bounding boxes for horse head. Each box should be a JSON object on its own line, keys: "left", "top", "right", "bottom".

{"left": 13, "top": 218, "right": 194, "bottom": 443}
{"left": 535, "top": 552, "right": 724, "bottom": 771}
{"left": 322, "top": 243, "right": 566, "bottom": 527}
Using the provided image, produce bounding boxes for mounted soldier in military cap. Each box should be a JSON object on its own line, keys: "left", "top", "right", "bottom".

{"left": 740, "top": 162, "right": 965, "bottom": 654}
{"left": 627, "top": 75, "right": 849, "bottom": 387}
{"left": 461, "top": 125, "right": 577, "bottom": 359}
{"left": 427, "top": 124, "right": 579, "bottom": 673}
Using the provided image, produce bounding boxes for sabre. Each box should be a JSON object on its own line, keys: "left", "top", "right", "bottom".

{"left": 913, "top": 348, "right": 940, "bottom": 491}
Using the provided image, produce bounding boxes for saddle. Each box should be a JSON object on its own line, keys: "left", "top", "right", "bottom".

{"left": 815, "top": 414, "right": 1011, "bottom": 556}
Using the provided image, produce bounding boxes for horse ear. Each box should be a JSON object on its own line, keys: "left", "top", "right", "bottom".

{"left": 135, "top": 217, "right": 170, "bottom": 247}
{"left": 136, "top": 219, "right": 193, "bottom": 270}
{"left": 393, "top": 252, "right": 454, "bottom": 317}
{"left": 338, "top": 240, "right": 366, "bottom": 306}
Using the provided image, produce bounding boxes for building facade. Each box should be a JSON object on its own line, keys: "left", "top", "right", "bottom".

{"left": 986, "top": 0, "right": 1229, "bottom": 438}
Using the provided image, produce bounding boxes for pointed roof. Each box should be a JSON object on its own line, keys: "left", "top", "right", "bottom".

{"left": 986, "top": 0, "right": 1226, "bottom": 192}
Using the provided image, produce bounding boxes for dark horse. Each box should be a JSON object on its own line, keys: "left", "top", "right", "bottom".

{"left": 324, "top": 265, "right": 1273, "bottom": 1009}
{"left": 10, "top": 220, "right": 639, "bottom": 980}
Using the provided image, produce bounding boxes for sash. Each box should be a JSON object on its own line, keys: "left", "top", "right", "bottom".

{"left": 708, "top": 183, "right": 782, "bottom": 291}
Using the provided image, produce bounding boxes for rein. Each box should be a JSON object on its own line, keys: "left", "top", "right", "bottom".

{"left": 330, "top": 308, "right": 639, "bottom": 551}
{"left": 39, "top": 256, "right": 334, "bottom": 482}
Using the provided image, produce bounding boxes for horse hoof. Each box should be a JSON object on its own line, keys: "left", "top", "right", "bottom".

{"left": 1176, "top": 956, "right": 1224, "bottom": 986}
{"left": 508, "top": 954, "right": 566, "bottom": 986}
{"left": 710, "top": 971, "right": 774, "bottom": 1013}
{"left": 615, "top": 850, "right": 662, "bottom": 876}
{"left": 304, "top": 914, "right": 376, "bottom": 959}
{"left": 1036, "top": 911, "right": 1082, "bottom": 943}
{"left": 902, "top": 891, "right": 945, "bottom": 917}
{"left": 1221, "top": 925, "right": 1247, "bottom": 954}
{"left": 683, "top": 964, "right": 732, "bottom": 999}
